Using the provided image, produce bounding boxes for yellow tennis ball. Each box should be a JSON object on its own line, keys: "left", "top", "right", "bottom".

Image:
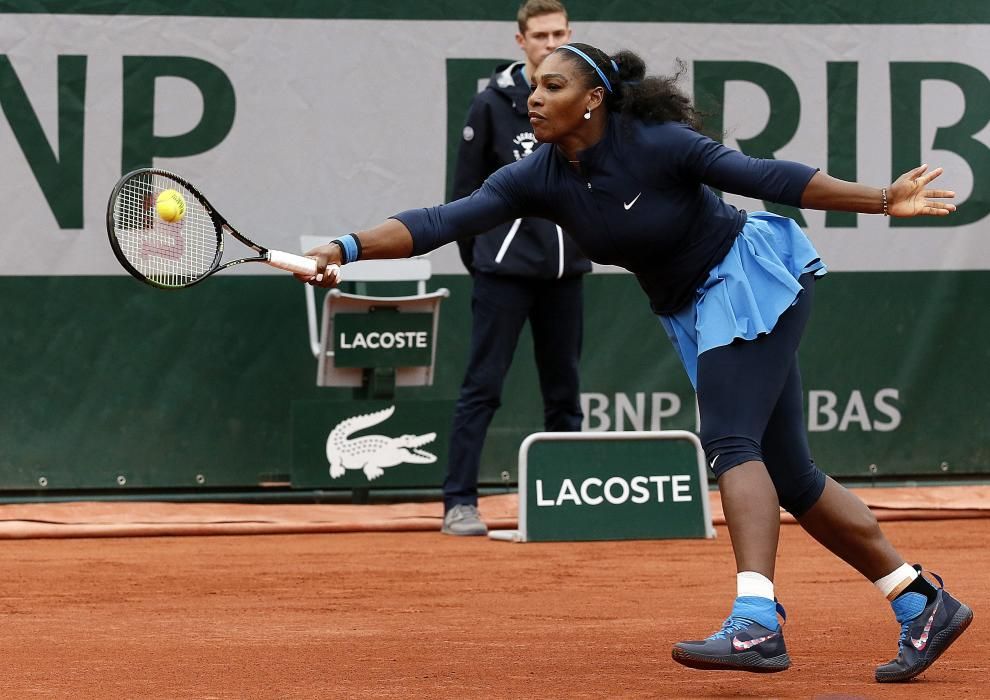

{"left": 156, "top": 189, "right": 186, "bottom": 223}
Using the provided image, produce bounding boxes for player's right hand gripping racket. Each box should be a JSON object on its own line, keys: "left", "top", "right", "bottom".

{"left": 106, "top": 168, "right": 338, "bottom": 289}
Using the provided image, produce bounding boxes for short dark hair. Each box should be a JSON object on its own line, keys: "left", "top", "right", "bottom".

{"left": 517, "top": 0, "right": 568, "bottom": 34}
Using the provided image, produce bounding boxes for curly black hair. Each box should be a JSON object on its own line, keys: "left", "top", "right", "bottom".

{"left": 554, "top": 43, "right": 702, "bottom": 131}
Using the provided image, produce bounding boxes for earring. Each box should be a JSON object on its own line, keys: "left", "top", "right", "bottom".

{"left": 584, "top": 107, "right": 591, "bottom": 120}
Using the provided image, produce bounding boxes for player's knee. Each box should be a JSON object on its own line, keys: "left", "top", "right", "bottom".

{"left": 777, "top": 465, "right": 827, "bottom": 516}
{"left": 702, "top": 435, "right": 763, "bottom": 477}
{"left": 842, "top": 492, "right": 883, "bottom": 540}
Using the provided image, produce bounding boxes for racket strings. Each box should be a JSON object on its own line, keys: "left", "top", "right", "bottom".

{"left": 112, "top": 173, "right": 219, "bottom": 287}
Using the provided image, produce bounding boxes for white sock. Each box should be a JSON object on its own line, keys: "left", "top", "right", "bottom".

{"left": 873, "top": 563, "right": 918, "bottom": 599}
{"left": 737, "top": 571, "right": 775, "bottom": 601}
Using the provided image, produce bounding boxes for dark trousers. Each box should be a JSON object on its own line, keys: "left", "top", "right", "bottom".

{"left": 444, "top": 273, "right": 584, "bottom": 510}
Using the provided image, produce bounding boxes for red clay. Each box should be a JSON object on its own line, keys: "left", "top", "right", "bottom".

{"left": 1, "top": 519, "right": 985, "bottom": 698}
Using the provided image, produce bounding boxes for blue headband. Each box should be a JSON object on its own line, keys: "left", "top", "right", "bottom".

{"left": 558, "top": 45, "right": 617, "bottom": 93}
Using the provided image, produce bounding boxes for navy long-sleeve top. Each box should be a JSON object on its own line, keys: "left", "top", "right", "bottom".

{"left": 393, "top": 115, "right": 818, "bottom": 314}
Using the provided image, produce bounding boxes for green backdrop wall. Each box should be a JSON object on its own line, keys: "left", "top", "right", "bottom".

{"left": 1, "top": 3, "right": 987, "bottom": 496}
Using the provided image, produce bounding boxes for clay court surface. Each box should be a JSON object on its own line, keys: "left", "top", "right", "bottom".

{"left": 0, "top": 494, "right": 985, "bottom": 699}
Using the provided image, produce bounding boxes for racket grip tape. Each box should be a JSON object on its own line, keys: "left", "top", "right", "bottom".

{"left": 267, "top": 249, "right": 320, "bottom": 276}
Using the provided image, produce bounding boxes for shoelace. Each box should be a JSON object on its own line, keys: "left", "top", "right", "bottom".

{"left": 707, "top": 616, "right": 755, "bottom": 640}
{"left": 896, "top": 620, "right": 912, "bottom": 649}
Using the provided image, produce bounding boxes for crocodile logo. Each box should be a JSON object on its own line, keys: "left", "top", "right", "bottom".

{"left": 326, "top": 405, "right": 437, "bottom": 481}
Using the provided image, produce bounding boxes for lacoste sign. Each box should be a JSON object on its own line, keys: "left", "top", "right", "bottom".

{"left": 333, "top": 312, "right": 433, "bottom": 368}
{"left": 337, "top": 330, "right": 428, "bottom": 350}
{"left": 535, "top": 474, "right": 695, "bottom": 507}
{"left": 506, "top": 431, "right": 715, "bottom": 543}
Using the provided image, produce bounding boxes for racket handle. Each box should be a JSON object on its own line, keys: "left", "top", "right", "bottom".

{"left": 267, "top": 249, "right": 320, "bottom": 276}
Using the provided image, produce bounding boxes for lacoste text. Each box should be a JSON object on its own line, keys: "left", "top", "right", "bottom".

{"left": 536, "top": 474, "right": 693, "bottom": 507}
{"left": 338, "top": 331, "right": 429, "bottom": 349}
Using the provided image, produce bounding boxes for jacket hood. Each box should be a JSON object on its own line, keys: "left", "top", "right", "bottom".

{"left": 487, "top": 61, "right": 530, "bottom": 116}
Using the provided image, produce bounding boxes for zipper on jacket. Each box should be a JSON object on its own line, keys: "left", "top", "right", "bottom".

{"left": 494, "top": 218, "right": 523, "bottom": 264}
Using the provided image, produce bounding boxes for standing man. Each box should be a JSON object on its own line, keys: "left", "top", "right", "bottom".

{"left": 442, "top": 0, "right": 591, "bottom": 536}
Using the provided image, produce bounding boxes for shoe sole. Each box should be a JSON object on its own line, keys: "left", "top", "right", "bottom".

{"left": 441, "top": 527, "right": 488, "bottom": 536}
{"left": 875, "top": 603, "right": 974, "bottom": 683}
{"left": 672, "top": 646, "right": 791, "bottom": 673}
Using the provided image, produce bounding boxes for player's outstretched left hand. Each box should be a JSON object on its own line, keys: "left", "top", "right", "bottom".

{"left": 888, "top": 164, "right": 957, "bottom": 218}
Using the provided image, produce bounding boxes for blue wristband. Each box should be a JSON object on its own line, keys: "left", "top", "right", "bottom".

{"left": 332, "top": 233, "right": 361, "bottom": 264}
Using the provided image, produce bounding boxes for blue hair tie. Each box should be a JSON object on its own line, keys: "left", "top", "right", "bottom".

{"left": 558, "top": 45, "right": 613, "bottom": 93}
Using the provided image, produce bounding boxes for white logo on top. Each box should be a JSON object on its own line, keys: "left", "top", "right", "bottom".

{"left": 512, "top": 132, "right": 538, "bottom": 161}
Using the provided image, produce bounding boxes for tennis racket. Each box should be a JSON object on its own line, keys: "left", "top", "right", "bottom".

{"left": 106, "top": 168, "right": 337, "bottom": 289}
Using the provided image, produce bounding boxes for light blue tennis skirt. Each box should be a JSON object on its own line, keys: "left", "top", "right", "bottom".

{"left": 659, "top": 211, "right": 826, "bottom": 388}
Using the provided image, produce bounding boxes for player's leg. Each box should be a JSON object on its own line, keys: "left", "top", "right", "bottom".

{"left": 699, "top": 274, "right": 816, "bottom": 576}
{"left": 785, "top": 450, "right": 973, "bottom": 681}
{"left": 529, "top": 276, "right": 584, "bottom": 432}
{"left": 795, "top": 477, "right": 901, "bottom": 580}
{"left": 758, "top": 360, "right": 827, "bottom": 521}
{"left": 762, "top": 361, "right": 905, "bottom": 579}
{"left": 755, "top": 349, "right": 901, "bottom": 576}
{"left": 443, "top": 273, "right": 531, "bottom": 535}
{"left": 761, "top": 349, "right": 972, "bottom": 682}
{"left": 672, "top": 274, "right": 816, "bottom": 673}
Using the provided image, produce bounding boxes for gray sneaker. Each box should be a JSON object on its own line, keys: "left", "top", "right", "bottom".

{"left": 442, "top": 504, "right": 488, "bottom": 536}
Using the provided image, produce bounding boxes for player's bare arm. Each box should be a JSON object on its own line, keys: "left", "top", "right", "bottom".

{"left": 800, "top": 165, "right": 957, "bottom": 217}
{"left": 300, "top": 218, "right": 415, "bottom": 287}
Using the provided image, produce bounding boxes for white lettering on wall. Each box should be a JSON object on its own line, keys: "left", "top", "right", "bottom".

{"left": 808, "top": 389, "right": 902, "bottom": 432}
{"left": 583, "top": 389, "right": 901, "bottom": 434}
{"left": 581, "top": 392, "right": 683, "bottom": 432}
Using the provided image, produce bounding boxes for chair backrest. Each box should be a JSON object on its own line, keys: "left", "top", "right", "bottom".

{"left": 317, "top": 288, "right": 449, "bottom": 388}
{"left": 299, "top": 236, "right": 448, "bottom": 387}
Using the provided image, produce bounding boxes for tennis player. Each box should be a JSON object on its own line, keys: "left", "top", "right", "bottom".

{"left": 303, "top": 44, "right": 973, "bottom": 681}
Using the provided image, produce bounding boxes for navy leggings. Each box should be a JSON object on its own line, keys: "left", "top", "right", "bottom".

{"left": 696, "top": 273, "right": 826, "bottom": 517}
